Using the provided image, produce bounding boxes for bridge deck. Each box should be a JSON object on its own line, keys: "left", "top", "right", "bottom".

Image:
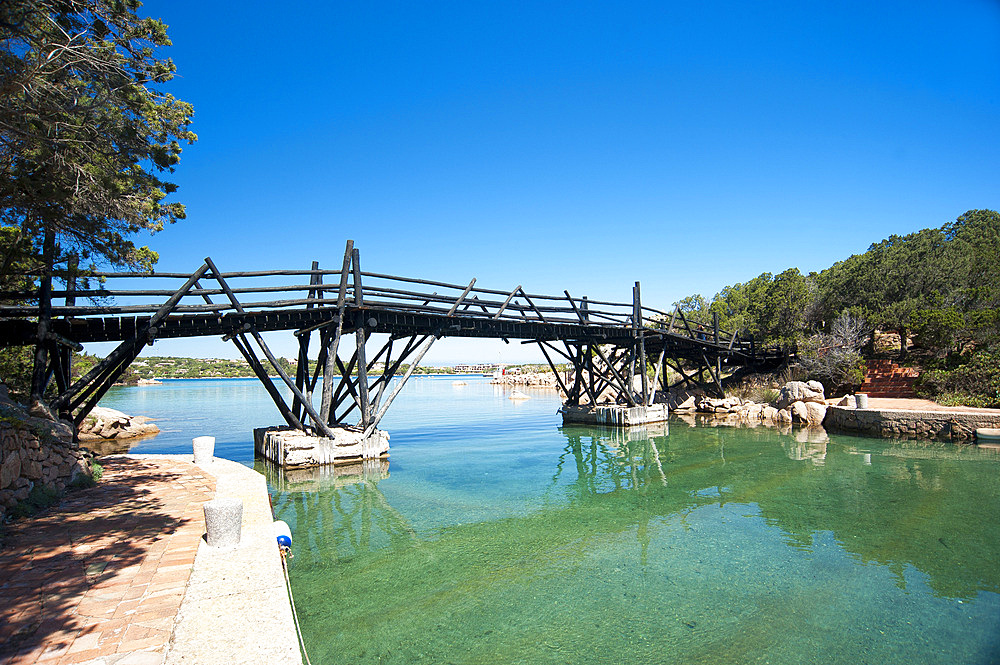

{"left": 3, "top": 244, "right": 790, "bottom": 435}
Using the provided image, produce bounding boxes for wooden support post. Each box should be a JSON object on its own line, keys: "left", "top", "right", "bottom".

{"left": 635, "top": 282, "right": 648, "bottom": 406}
{"left": 648, "top": 347, "right": 665, "bottom": 406}
{"left": 292, "top": 261, "right": 321, "bottom": 422}
{"left": 352, "top": 248, "right": 371, "bottom": 429}
{"left": 592, "top": 345, "right": 638, "bottom": 406}
{"left": 205, "top": 256, "right": 335, "bottom": 437}
{"left": 52, "top": 262, "right": 211, "bottom": 412}
{"left": 231, "top": 334, "right": 303, "bottom": 429}
{"left": 364, "top": 335, "right": 437, "bottom": 437}
{"left": 700, "top": 350, "right": 725, "bottom": 397}
{"left": 31, "top": 228, "right": 55, "bottom": 401}
{"left": 536, "top": 342, "right": 572, "bottom": 401}
{"left": 713, "top": 311, "right": 719, "bottom": 345}
{"left": 321, "top": 240, "right": 353, "bottom": 424}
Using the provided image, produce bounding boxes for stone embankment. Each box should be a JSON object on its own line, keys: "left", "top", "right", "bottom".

{"left": 672, "top": 379, "right": 1000, "bottom": 442}
{"left": 824, "top": 405, "right": 1000, "bottom": 441}
{"left": 490, "top": 372, "right": 559, "bottom": 388}
{"left": 0, "top": 387, "right": 91, "bottom": 519}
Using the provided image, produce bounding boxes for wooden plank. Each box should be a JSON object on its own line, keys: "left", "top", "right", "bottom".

{"left": 492, "top": 285, "right": 521, "bottom": 320}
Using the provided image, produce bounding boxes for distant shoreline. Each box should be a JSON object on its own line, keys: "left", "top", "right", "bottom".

{"left": 131, "top": 373, "right": 492, "bottom": 382}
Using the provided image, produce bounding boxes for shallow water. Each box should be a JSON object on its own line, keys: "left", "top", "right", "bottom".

{"left": 101, "top": 377, "right": 1000, "bottom": 664}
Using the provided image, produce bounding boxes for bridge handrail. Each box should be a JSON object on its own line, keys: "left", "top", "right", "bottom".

{"left": 4, "top": 258, "right": 758, "bottom": 346}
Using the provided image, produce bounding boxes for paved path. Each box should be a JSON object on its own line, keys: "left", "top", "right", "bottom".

{"left": 864, "top": 397, "right": 1000, "bottom": 414}
{"left": 0, "top": 458, "right": 213, "bottom": 665}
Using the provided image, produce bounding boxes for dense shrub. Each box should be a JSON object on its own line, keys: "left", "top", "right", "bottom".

{"left": 916, "top": 351, "right": 1000, "bottom": 408}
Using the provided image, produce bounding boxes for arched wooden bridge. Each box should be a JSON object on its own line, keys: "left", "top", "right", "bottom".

{"left": 0, "top": 241, "right": 789, "bottom": 437}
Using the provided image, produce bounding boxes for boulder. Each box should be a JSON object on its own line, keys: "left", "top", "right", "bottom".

{"left": 836, "top": 395, "right": 857, "bottom": 408}
{"left": 790, "top": 401, "right": 810, "bottom": 424}
{"left": 776, "top": 381, "right": 825, "bottom": 409}
{"left": 78, "top": 406, "right": 159, "bottom": 441}
{"left": 762, "top": 405, "right": 779, "bottom": 422}
{"left": 777, "top": 408, "right": 793, "bottom": 424}
{"left": 1, "top": 451, "right": 20, "bottom": 489}
{"left": 805, "top": 402, "right": 828, "bottom": 427}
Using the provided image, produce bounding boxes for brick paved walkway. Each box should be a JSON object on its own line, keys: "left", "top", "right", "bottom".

{"left": 0, "top": 458, "right": 215, "bottom": 665}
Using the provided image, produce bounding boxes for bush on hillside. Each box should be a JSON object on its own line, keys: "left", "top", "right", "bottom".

{"left": 916, "top": 351, "right": 1000, "bottom": 408}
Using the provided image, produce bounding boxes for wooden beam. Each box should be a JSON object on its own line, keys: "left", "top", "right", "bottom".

{"left": 52, "top": 261, "right": 210, "bottom": 411}
{"left": 321, "top": 240, "right": 353, "bottom": 423}
{"left": 205, "top": 256, "right": 335, "bottom": 438}
{"left": 492, "top": 285, "right": 521, "bottom": 320}
{"left": 352, "top": 248, "right": 371, "bottom": 429}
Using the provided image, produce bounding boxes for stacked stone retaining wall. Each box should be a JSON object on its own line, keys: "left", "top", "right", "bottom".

{"left": 0, "top": 418, "right": 90, "bottom": 520}
{"left": 824, "top": 406, "right": 1000, "bottom": 441}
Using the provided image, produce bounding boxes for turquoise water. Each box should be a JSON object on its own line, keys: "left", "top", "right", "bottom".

{"left": 100, "top": 378, "right": 1000, "bottom": 664}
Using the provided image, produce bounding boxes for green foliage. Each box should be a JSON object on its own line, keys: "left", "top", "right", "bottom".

{"left": 0, "top": 346, "right": 35, "bottom": 401}
{"left": 916, "top": 351, "right": 1000, "bottom": 408}
{"left": 909, "top": 304, "right": 964, "bottom": 355}
{"left": 68, "top": 460, "right": 101, "bottom": 489}
{"left": 0, "top": 0, "right": 196, "bottom": 286}
{"left": 9, "top": 483, "right": 60, "bottom": 520}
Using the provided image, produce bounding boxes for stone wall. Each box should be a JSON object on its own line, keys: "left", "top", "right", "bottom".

{"left": 824, "top": 406, "right": 1000, "bottom": 441}
{"left": 1, "top": 390, "right": 91, "bottom": 521}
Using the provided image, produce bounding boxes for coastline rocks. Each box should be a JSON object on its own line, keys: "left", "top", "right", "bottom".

{"left": 77, "top": 406, "right": 160, "bottom": 442}
{"left": 682, "top": 381, "right": 829, "bottom": 430}
{"left": 490, "top": 372, "right": 558, "bottom": 389}
{"left": 775, "top": 381, "right": 825, "bottom": 410}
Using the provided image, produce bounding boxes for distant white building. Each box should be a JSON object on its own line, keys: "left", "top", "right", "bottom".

{"left": 453, "top": 363, "right": 499, "bottom": 374}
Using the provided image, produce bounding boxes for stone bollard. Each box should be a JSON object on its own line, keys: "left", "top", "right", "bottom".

{"left": 856, "top": 393, "right": 869, "bottom": 409}
{"left": 193, "top": 436, "right": 216, "bottom": 464}
{"left": 203, "top": 497, "right": 243, "bottom": 548}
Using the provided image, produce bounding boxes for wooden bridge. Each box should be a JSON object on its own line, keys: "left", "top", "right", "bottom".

{"left": 0, "top": 241, "right": 789, "bottom": 437}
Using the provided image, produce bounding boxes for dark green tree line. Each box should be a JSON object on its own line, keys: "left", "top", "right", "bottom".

{"left": 674, "top": 209, "right": 1000, "bottom": 404}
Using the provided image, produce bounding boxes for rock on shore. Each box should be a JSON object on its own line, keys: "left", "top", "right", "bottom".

{"left": 77, "top": 406, "right": 160, "bottom": 442}
{"left": 672, "top": 380, "right": 829, "bottom": 428}
{"left": 490, "top": 372, "right": 559, "bottom": 388}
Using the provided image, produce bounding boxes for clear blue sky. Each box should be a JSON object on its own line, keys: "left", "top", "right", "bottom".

{"left": 104, "top": 0, "right": 1000, "bottom": 364}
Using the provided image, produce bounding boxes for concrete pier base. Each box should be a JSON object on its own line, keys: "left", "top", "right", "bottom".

{"left": 254, "top": 425, "right": 389, "bottom": 468}
{"left": 560, "top": 404, "right": 669, "bottom": 427}
{"left": 259, "top": 456, "right": 390, "bottom": 491}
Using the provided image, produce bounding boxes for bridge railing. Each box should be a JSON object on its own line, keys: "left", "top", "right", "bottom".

{"left": 2, "top": 253, "right": 754, "bottom": 352}
{"left": 0, "top": 260, "right": 642, "bottom": 330}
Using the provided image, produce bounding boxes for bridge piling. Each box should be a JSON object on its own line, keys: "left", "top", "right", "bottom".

{"left": 2, "top": 241, "right": 792, "bottom": 459}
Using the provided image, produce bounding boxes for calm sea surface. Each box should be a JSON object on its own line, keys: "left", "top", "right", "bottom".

{"left": 100, "top": 377, "right": 1000, "bottom": 664}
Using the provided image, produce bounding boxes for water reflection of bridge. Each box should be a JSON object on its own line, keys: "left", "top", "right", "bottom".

{"left": 267, "top": 424, "right": 1000, "bottom": 601}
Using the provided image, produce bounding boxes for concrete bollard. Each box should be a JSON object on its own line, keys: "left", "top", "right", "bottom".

{"left": 203, "top": 497, "right": 243, "bottom": 548}
{"left": 855, "top": 393, "right": 869, "bottom": 409}
{"left": 192, "top": 436, "right": 216, "bottom": 464}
